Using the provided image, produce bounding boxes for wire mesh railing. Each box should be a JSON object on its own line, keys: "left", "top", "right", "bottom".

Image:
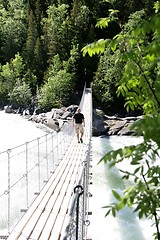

{"left": 0, "top": 120, "right": 74, "bottom": 238}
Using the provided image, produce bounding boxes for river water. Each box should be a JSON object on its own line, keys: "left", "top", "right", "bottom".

{"left": 0, "top": 111, "right": 154, "bottom": 239}
{"left": 89, "top": 136, "right": 154, "bottom": 240}
{"left": 0, "top": 110, "right": 46, "bottom": 152}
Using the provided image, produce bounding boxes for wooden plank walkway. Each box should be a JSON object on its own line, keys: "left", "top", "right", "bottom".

{"left": 8, "top": 88, "right": 92, "bottom": 240}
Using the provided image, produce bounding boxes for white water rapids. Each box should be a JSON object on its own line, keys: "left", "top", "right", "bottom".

{"left": 88, "top": 136, "right": 155, "bottom": 240}
{"left": 0, "top": 110, "right": 45, "bottom": 152}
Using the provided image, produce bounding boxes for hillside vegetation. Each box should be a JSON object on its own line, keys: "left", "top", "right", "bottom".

{"left": 0, "top": 0, "right": 154, "bottom": 112}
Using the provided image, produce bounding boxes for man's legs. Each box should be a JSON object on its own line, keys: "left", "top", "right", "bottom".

{"left": 75, "top": 125, "right": 80, "bottom": 143}
{"left": 77, "top": 132, "right": 80, "bottom": 142}
{"left": 75, "top": 124, "right": 84, "bottom": 143}
{"left": 79, "top": 125, "right": 84, "bottom": 143}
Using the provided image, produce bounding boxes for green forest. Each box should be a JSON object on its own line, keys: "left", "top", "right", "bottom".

{"left": 0, "top": 0, "right": 155, "bottom": 113}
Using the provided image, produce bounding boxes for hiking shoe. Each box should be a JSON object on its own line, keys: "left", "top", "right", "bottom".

{"left": 80, "top": 138, "right": 83, "bottom": 143}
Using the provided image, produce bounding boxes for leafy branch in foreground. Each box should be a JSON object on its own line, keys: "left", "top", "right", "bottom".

{"left": 99, "top": 115, "right": 160, "bottom": 239}
{"left": 82, "top": 5, "right": 160, "bottom": 115}
{"left": 82, "top": 2, "right": 160, "bottom": 239}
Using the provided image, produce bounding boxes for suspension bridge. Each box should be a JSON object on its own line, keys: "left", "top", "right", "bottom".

{"left": 0, "top": 86, "right": 93, "bottom": 240}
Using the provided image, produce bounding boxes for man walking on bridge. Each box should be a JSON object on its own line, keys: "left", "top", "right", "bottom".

{"left": 72, "top": 108, "right": 85, "bottom": 143}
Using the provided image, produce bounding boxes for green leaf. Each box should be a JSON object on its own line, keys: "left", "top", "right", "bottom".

{"left": 110, "top": 39, "right": 117, "bottom": 51}
{"left": 144, "top": 53, "right": 155, "bottom": 62}
{"left": 108, "top": 9, "right": 119, "bottom": 14}
{"left": 134, "top": 167, "right": 140, "bottom": 175}
{"left": 154, "top": 1, "right": 160, "bottom": 13}
{"left": 138, "top": 210, "right": 144, "bottom": 219}
{"left": 112, "top": 190, "right": 121, "bottom": 201}
{"left": 113, "top": 33, "right": 123, "bottom": 42}
{"left": 96, "top": 17, "right": 110, "bottom": 29}
{"left": 112, "top": 207, "right": 116, "bottom": 217}
{"left": 82, "top": 39, "right": 111, "bottom": 56}
{"left": 124, "top": 101, "right": 135, "bottom": 111}
{"left": 105, "top": 209, "right": 111, "bottom": 217}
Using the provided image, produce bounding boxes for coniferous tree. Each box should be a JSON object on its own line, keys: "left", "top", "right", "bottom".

{"left": 35, "top": 0, "right": 41, "bottom": 33}
{"left": 42, "top": 4, "right": 71, "bottom": 62}
{"left": 34, "top": 37, "right": 44, "bottom": 85}
{"left": 25, "top": 9, "right": 38, "bottom": 68}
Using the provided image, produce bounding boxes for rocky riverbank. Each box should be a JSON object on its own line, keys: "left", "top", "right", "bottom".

{"left": 4, "top": 105, "right": 143, "bottom": 136}
{"left": 28, "top": 107, "right": 143, "bottom": 136}
{"left": 92, "top": 109, "right": 143, "bottom": 136}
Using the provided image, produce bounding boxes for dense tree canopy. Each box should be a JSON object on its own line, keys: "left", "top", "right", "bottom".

{"left": 0, "top": 0, "right": 156, "bottom": 111}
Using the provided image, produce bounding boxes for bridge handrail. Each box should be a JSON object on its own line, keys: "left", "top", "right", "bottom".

{"left": 0, "top": 117, "right": 74, "bottom": 237}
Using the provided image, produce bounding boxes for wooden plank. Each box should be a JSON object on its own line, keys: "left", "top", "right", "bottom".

{"left": 36, "top": 160, "right": 79, "bottom": 238}
{"left": 38, "top": 149, "right": 82, "bottom": 237}
{"left": 38, "top": 213, "right": 57, "bottom": 240}
{"left": 17, "top": 236, "right": 29, "bottom": 240}
{"left": 50, "top": 215, "right": 65, "bottom": 239}
{"left": 21, "top": 148, "right": 77, "bottom": 238}
{"left": 20, "top": 208, "right": 42, "bottom": 238}
{"left": 25, "top": 140, "right": 81, "bottom": 239}
{"left": 27, "top": 211, "right": 49, "bottom": 240}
